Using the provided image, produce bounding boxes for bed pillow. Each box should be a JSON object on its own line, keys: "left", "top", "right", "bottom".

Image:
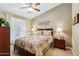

{"left": 34, "top": 31, "right": 42, "bottom": 35}
{"left": 43, "top": 30, "right": 52, "bottom": 36}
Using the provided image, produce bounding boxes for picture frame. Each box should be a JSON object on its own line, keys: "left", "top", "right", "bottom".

{"left": 73, "top": 13, "right": 79, "bottom": 25}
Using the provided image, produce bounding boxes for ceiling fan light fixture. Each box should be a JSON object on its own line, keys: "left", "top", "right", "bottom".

{"left": 27, "top": 8, "right": 35, "bottom": 12}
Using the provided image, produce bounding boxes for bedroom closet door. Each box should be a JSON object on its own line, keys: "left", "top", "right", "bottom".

{"left": 0, "top": 27, "right": 10, "bottom": 56}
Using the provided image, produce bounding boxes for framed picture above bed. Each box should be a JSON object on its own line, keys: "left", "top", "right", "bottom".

{"left": 38, "top": 19, "right": 50, "bottom": 26}
{"left": 73, "top": 13, "right": 79, "bottom": 25}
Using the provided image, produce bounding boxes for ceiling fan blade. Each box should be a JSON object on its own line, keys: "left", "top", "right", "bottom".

{"left": 35, "top": 3, "right": 40, "bottom": 6}
{"left": 32, "top": 7, "right": 40, "bottom": 11}
{"left": 20, "top": 7, "right": 27, "bottom": 9}
{"left": 25, "top": 3, "right": 28, "bottom": 5}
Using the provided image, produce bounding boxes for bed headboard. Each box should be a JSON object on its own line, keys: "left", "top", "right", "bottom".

{"left": 37, "top": 28, "right": 53, "bottom": 37}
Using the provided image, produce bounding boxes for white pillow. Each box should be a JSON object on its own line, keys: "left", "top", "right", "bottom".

{"left": 43, "top": 30, "right": 52, "bottom": 36}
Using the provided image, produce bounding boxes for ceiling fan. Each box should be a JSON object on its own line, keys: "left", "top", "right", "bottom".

{"left": 20, "top": 3, "right": 40, "bottom": 12}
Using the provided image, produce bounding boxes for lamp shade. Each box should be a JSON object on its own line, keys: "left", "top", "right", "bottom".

{"left": 57, "top": 27, "right": 63, "bottom": 32}
{"left": 32, "top": 28, "right": 34, "bottom": 31}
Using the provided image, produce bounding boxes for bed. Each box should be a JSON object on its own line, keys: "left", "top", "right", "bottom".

{"left": 14, "top": 28, "right": 53, "bottom": 56}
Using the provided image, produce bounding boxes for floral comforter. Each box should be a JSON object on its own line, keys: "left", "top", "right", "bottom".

{"left": 15, "top": 35, "right": 53, "bottom": 56}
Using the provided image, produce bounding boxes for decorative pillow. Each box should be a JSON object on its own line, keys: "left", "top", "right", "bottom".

{"left": 27, "top": 32, "right": 32, "bottom": 35}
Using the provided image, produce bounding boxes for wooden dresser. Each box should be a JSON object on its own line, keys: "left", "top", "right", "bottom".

{"left": 0, "top": 27, "right": 10, "bottom": 56}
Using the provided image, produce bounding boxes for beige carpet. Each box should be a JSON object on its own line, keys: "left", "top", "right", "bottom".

{"left": 10, "top": 44, "right": 73, "bottom": 56}
{"left": 45, "top": 47, "right": 73, "bottom": 56}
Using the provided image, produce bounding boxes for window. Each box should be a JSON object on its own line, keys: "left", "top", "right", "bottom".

{"left": 11, "top": 16, "right": 27, "bottom": 41}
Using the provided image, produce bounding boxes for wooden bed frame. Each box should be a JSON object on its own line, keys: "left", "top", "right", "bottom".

{"left": 14, "top": 28, "right": 53, "bottom": 56}
{"left": 37, "top": 28, "right": 53, "bottom": 37}
{"left": 14, "top": 44, "right": 35, "bottom": 56}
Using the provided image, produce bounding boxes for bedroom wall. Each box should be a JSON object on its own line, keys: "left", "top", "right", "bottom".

{"left": 32, "top": 3, "right": 72, "bottom": 47}
{"left": 72, "top": 3, "right": 79, "bottom": 19}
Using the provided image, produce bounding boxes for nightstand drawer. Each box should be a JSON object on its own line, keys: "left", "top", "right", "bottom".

{"left": 54, "top": 38, "right": 66, "bottom": 50}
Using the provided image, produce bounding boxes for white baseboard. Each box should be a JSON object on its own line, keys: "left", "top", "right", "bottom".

{"left": 72, "top": 48, "right": 79, "bottom": 56}
{"left": 66, "top": 47, "right": 76, "bottom": 56}
{"left": 72, "top": 49, "right": 76, "bottom": 56}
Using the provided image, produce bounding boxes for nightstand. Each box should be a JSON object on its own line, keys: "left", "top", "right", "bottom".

{"left": 53, "top": 37, "right": 66, "bottom": 50}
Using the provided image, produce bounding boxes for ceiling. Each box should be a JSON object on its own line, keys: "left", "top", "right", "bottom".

{"left": 0, "top": 3, "right": 61, "bottom": 19}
